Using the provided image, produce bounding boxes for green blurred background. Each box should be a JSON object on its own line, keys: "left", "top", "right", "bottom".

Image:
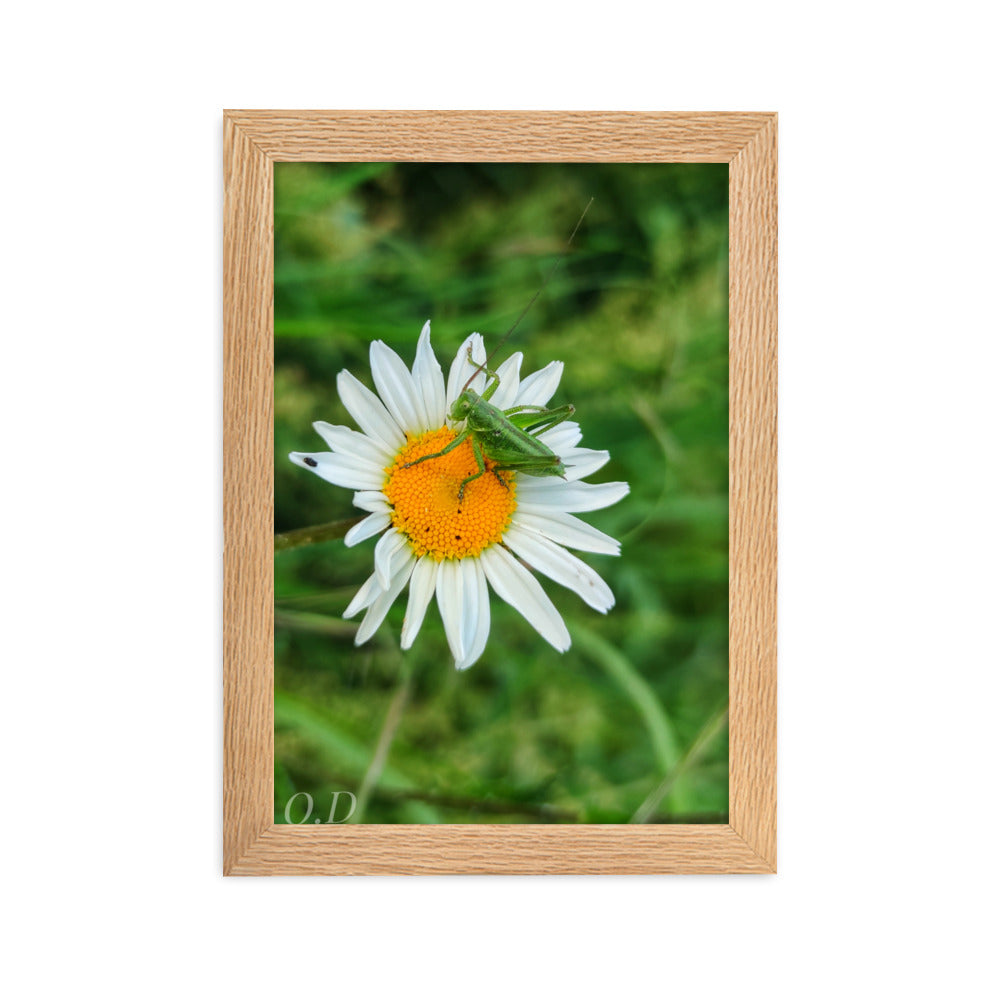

{"left": 274, "top": 162, "right": 729, "bottom": 824}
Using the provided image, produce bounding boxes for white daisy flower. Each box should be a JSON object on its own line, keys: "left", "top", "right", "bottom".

{"left": 290, "top": 321, "right": 629, "bottom": 670}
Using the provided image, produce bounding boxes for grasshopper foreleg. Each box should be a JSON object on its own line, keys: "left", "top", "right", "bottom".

{"left": 465, "top": 347, "right": 501, "bottom": 402}
{"left": 403, "top": 429, "right": 469, "bottom": 469}
{"left": 457, "top": 436, "right": 489, "bottom": 501}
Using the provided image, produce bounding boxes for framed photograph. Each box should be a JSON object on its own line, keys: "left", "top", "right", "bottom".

{"left": 224, "top": 111, "right": 776, "bottom": 874}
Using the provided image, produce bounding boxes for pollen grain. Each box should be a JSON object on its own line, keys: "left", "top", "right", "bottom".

{"left": 384, "top": 427, "right": 516, "bottom": 560}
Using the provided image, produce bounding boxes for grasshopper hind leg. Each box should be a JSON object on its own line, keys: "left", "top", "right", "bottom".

{"left": 456, "top": 439, "right": 516, "bottom": 500}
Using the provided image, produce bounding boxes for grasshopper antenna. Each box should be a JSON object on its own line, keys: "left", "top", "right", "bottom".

{"left": 461, "top": 197, "right": 594, "bottom": 393}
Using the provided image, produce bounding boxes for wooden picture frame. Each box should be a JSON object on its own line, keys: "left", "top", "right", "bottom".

{"left": 223, "top": 111, "right": 776, "bottom": 874}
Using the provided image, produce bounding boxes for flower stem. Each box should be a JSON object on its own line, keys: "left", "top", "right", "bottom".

{"left": 274, "top": 517, "right": 363, "bottom": 552}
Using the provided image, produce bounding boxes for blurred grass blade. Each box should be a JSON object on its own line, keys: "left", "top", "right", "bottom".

{"left": 622, "top": 395, "right": 683, "bottom": 545}
{"left": 630, "top": 703, "right": 729, "bottom": 823}
{"left": 274, "top": 692, "right": 414, "bottom": 793}
{"left": 351, "top": 669, "right": 413, "bottom": 823}
{"left": 572, "top": 624, "right": 680, "bottom": 774}
{"left": 275, "top": 517, "right": 363, "bottom": 552}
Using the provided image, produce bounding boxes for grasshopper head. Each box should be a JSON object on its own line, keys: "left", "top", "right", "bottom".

{"left": 449, "top": 389, "right": 477, "bottom": 422}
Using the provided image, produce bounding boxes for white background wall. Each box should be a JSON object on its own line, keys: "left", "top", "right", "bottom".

{"left": 5, "top": 3, "right": 997, "bottom": 996}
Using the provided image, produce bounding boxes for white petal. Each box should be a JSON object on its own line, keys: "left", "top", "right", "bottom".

{"left": 401, "top": 556, "right": 438, "bottom": 650}
{"left": 355, "top": 552, "right": 416, "bottom": 645}
{"left": 479, "top": 545, "right": 571, "bottom": 652}
{"left": 411, "top": 321, "right": 447, "bottom": 429}
{"left": 344, "top": 511, "right": 391, "bottom": 547}
{"left": 538, "top": 421, "right": 582, "bottom": 451}
{"left": 515, "top": 361, "right": 563, "bottom": 407}
{"left": 313, "top": 421, "right": 394, "bottom": 466}
{"left": 446, "top": 333, "right": 487, "bottom": 407}
{"left": 374, "top": 529, "right": 408, "bottom": 590}
{"left": 337, "top": 370, "right": 406, "bottom": 452}
{"left": 564, "top": 447, "right": 611, "bottom": 480}
{"left": 344, "top": 572, "right": 382, "bottom": 619}
{"left": 456, "top": 560, "right": 491, "bottom": 670}
{"left": 504, "top": 526, "right": 615, "bottom": 613}
{"left": 289, "top": 452, "right": 384, "bottom": 491}
{"left": 491, "top": 352, "right": 523, "bottom": 410}
{"left": 435, "top": 559, "right": 467, "bottom": 664}
{"left": 511, "top": 509, "right": 621, "bottom": 555}
{"left": 516, "top": 480, "right": 630, "bottom": 512}
{"left": 457, "top": 558, "right": 481, "bottom": 666}
{"left": 370, "top": 340, "right": 424, "bottom": 435}
{"left": 352, "top": 490, "right": 390, "bottom": 514}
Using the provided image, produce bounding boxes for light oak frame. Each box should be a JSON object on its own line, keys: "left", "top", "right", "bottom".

{"left": 223, "top": 111, "right": 777, "bottom": 874}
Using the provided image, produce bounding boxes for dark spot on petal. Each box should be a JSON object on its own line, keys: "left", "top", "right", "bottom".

{"left": 304, "top": 457, "right": 317, "bottom": 468}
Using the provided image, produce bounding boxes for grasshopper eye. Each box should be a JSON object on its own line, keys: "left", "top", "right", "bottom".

{"left": 449, "top": 396, "right": 471, "bottom": 421}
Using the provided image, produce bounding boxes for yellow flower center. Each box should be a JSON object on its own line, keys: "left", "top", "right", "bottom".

{"left": 383, "top": 426, "right": 517, "bottom": 561}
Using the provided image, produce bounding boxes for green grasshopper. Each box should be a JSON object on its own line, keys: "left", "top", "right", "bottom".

{"left": 404, "top": 347, "right": 576, "bottom": 499}
{"left": 403, "top": 201, "right": 592, "bottom": 500}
